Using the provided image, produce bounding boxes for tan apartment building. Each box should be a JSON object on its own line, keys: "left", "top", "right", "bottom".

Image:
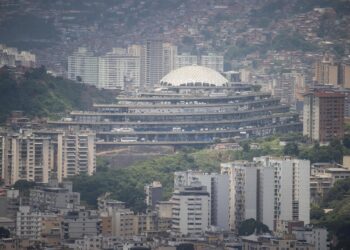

{"left": 314, "top": 55, "right": 338, "bottom": 85}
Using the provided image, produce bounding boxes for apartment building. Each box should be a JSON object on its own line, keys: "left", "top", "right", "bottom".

{"left": 41, "top": 214, "right": 62, "bottom": 247}
{"left": 254, "top": 156, "right": 310, "bottom": 227}
{"left": 29, "top": 181, "right": 80, "bottom": 213}
{"left": 171, "top": 182, "right": 210, "bottom": 236}
{"left": 174, "top": 171, "right": 229, "bottom": 230}
{"left": 220, "top": 161, "right": 273, "bottom": 231}
{"left": 16, "top": 206, "right": 42, "bottom": 240}
{"left": 293, "top": 227, "right": 329, "bottom": 250}
{"left": 200, "top": 53, "right": 224, "bottom": 72}
{"left": 175, "top": 53, "right": 198, "bottom": 69}
{"left": 339, "top": 64, "right": 350, "bottom": 89}
{"left": 62, "top": 210, "right": 101, "bottom": 240}
{"left": 0, "top": 131, "right": 96, "bottom": 185}
{"left": 303, "top": 91, "right": 345, "bottom": 143}
{"left": 0, "top": 133, "right": 53, "bottom": 185}
{"left": 144, "top": 181, "right": 163, "bottom": 211}
{"left": 0, "top": 44, "right": 36, "bottom": 68}
{"left": 98, "top": 50, "right": 140, "bottom": 89}
{"left": 162, "top": 43, "right": 177, "bottom": 76}
{"left": 174, "top": 53, "right": 224, "bottom": 72}
{"left": 109, "top": 208, "right": 135, "bottom": 239}
{"left": 144, "top": 39, "right": 164, "bottom": 87}
{"left": 58, "top": 132, "right": 96, "bottom": 181}
{"left": 221, "top": 156, "right": 310, "bottom": 232}
{"left": 68, "top": 47, "right": 99, "bottom": 86}
{"left": 314, "top": 55, "right": 338, "bottom": 85}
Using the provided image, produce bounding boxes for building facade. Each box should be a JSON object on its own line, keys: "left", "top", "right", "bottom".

{"left": 98, "top": 51, "right": 140, "bottom": 90}
{"left": 314, "top": 55, "right": 338, "bottom": 85}
{"left": 0, "top": 131, "right": 96, "bottom": 185}
{"left": 16, "top": 206, "right": 42, "bottom": 240}
{"left": 144, "top": 181, "right": 163, "bottom": 211}
{"left": 68, "top": 47, "right": 99, "bottom": 86}
{"left": 171, "top": 183, "right": 210, "bottom": 236}
{"left": 303, "top": 91, "right": 345, "bottom": 143}
{"left": 175, "top": 53, "right": 198, "bottom": 69}
{"left": 174, "top": 171, "right": 229, "bottom": 230}
{"left": 221, "top": 157, "right": 310, "bottom": 232}
{"left": 62, "top": 210, "right": 101, "bottom": 240}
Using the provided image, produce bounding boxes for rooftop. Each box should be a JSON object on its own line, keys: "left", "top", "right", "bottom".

{"left": 160, "top": 65, "right": 228, "bottom": 87}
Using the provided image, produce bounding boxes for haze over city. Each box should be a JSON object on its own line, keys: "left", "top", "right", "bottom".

{"left": 0, "top": 0, "right": 350, "bottom": 249}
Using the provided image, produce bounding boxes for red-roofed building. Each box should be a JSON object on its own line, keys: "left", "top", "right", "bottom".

{"left": 303, "top": 91, "right": 345, "bottom": 143}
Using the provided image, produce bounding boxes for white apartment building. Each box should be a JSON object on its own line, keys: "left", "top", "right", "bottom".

{"left": 174, "top": 171, "right": 229, "bottom": 230}
{"left": 16, "top": 206, "right": 42, "bottom": 240}
{"left": 0, "top": 44, "right": 36, "bottom": 68}
{"left": 68, "top": 47, "right": 99, "bottom": 86}
{"left": 128, "top": 44, "right": 146, "bottom": 88}
{"left": 221, "top": 162, "right": 261, "bottom": 231}
{"left": 221, "top": 156, "right": 310, "bottom": 232}
{"left": 175, "top": 53, "right": 198, "bottom": 69}
{"left": 162, "top": 43, "right": 177, "bottom": 76}
{"left": 293, "top": 227, "right": 329, "bottom": 250}
{"left": 200, "top": 53, "right": 224, "bottom": 72}
{"left": 144, "top": 39, "right": 164, "bottom": 87}
{"left": 254, "top": 156, "right": 310, "bottom": 226}
{"left": 171, "top": 183, "right": 210, "bottom": 236}
{"left": 98, "top": 51, "right": 140, "bottom": 90}
{"left": 174, "top": 53, "right": 223, "bottom": 72}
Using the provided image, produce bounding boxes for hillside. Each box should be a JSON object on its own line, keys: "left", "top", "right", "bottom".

{"left": 0, "top": 66, "right": 116, "bottom": 123}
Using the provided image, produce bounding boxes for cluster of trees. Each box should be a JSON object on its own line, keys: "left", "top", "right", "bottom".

{"left": 311, "top": 178, "right": 350, "bottom": 249}
{"left": 284, "top": 139, "right": 345, "bottom": 163}
{"left": 238, "top": 218, "right": 270, "bottom": 236}
{"left": 72, "top": 149, "right": 245, "bottom": 211}
{"left": 72, "top": 134, "right": 326, "bottom": 211}
{"left": 0, "top": 67, "right": 116, "bottom": 123}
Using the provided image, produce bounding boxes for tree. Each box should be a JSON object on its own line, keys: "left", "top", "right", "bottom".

{"left": 0, "top": 227, "right": 10, "bottom": 239}
{"left": 241, "top": 141, "right": 250, "bottom": 152}
{"left": 13, "top": 180, "right": 36, "bottom": 192}
{"left": 238, "top": 218, "right": 270, "bottom": 236}
{"left": 283, "top": 142, "right": 299, "bottom": 156}
{"left": 310, "top": 205, "right": 325, "bottom": 220}
{"left": 343, "top": 135, "right": 350, "bottom": 149}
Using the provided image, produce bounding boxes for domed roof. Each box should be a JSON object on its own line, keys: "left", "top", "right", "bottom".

{"left": 160, "top": 65, "right": 228, "bottom": 86}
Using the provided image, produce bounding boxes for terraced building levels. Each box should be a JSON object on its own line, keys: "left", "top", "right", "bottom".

{"left": 48, "top": 66, "right": 301, "bottom": 147}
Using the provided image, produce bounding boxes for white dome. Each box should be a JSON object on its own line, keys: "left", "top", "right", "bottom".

{"left": 160, "top": 65, "right": 228, "bottom": 86}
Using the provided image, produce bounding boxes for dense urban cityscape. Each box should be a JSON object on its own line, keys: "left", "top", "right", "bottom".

{"left": 0, "top": 0, "right": 350, "bottom": 249}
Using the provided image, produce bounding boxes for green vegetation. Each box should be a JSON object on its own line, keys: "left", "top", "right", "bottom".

{"left": 71, "top": 133, "right": 349, "bottom": 212}
{"left": 70, "top": 132, "right": 348, "bottom": 247}
{"left": 72, "top": 151, "right": 227, "bottom": 211}
{"left": 71, "top": 137, "right": 286, "bottom": 211}
{"left": 13, "top": 180, "right": 37, "bottom": 196}
{"left": 238, "top": 218, "right": 270, "bottom": 236}
{"left": 0, "top": 66, "right": 116, "bottom": 123}
{"left": 312, "top": 179, "right": 350, "bottom": 249}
